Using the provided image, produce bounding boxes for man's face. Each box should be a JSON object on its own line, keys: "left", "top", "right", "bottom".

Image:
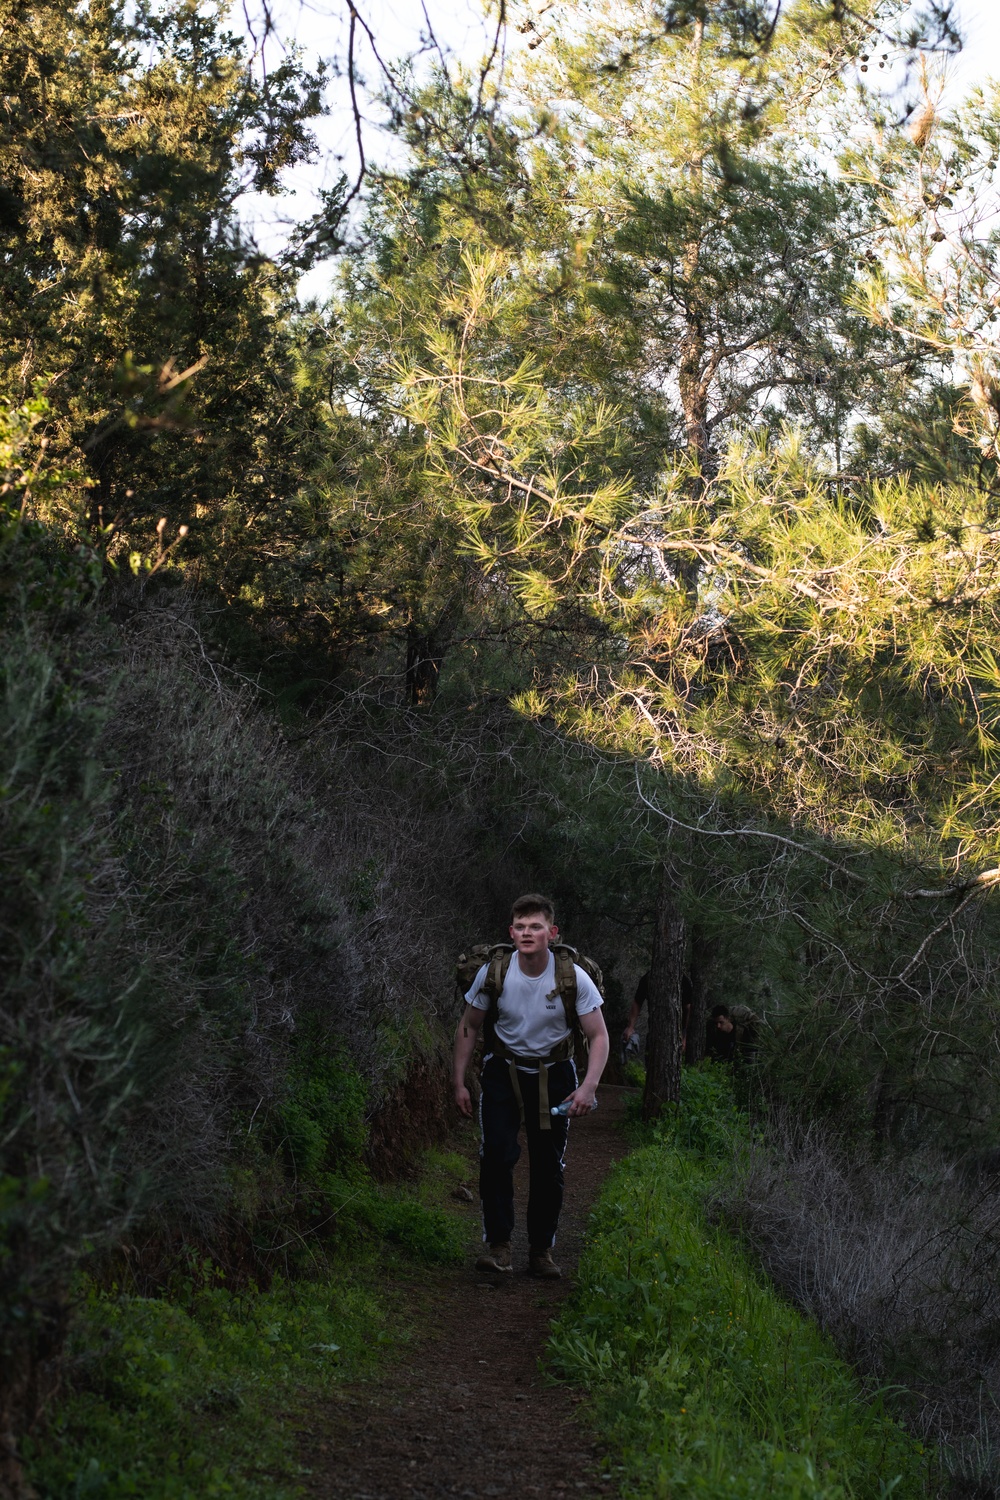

{"left": 509, "top": 911, "right": 556, "bottom": 958}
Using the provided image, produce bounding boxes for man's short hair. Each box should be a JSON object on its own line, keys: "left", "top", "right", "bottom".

{"left": 710, "top": 1004, "right": 731, "bottom": 1020}
{"left": 510, "top": 893, "right": 556, "bottom": 923}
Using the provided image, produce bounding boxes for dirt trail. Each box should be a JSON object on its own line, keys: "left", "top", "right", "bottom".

{"left": 298, "top": 1084, "right": 631, "bottom": 1500}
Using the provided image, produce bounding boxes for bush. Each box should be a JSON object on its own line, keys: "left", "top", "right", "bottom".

{"left": 0, "top": 401, "right": 152, "bottom": 1448}
{"left": 275, "top": 1044, "right": 368, "bottom": 1183}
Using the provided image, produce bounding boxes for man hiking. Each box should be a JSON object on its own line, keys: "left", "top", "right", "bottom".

{"left": 452, "top": 893, "right": 610, "bottom": 1278}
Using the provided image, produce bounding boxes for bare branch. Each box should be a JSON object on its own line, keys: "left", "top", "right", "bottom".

{"left": 897, "top": 887, "right": 984, "bottom": 984}
{"left": 632, "top": 763, "right": 868, "bottom": 882}
{"left": 909, "top": 868, "right": 1000, "bottom": 899}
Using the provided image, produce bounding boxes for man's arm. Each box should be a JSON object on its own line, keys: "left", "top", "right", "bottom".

{"left": 564, "top": 1007, "right": 610, "bottom": 1116}
{"left": 453, "top": 1003, "right": 486, "bottom": 1117}
{"left": 623, "top": 973, "right": 648, "bottom": 1041}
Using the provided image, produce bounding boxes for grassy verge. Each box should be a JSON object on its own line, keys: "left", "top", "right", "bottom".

{"left": 548, "top": 1069, "right": 931, "bottom": 1499}
{"left": 23, "top": 1150, "right": 472, "bottom": 1500}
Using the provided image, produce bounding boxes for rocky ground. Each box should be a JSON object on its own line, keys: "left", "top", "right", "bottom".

{"left": 298, "top": 1084, "right": 632, "bottom": 1500}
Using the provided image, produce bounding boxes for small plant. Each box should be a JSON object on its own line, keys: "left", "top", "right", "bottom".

{"left": 317, "top": 1172, "right": 465, "bottom": 1265}
{"left": 362, "top": 1192, "right": 465, "bottom": 1264}
{"left": 275, "top": 1041, "right": 368, "bottom": 1183}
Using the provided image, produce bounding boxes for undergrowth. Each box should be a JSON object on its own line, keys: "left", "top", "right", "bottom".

{"left": 23, "top": 1154, "right": 469, "bottom": 1499}
{"left": 25, "top": 1270, "right": 379, "bottom": 1500}
{"left": 549, "top": 1069, "right": 931, "bottom": 1499}
{"left": 718, "top": 1112, "right": 1000, "bottom": 1495}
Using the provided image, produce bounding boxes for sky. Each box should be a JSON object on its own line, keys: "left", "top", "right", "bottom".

{"left": 947, "top": 0, "right": 1000, "bottom": 94}
{"left": 238, "top": 0, "right": 1000, "bottom": 294}
{"left": 239, "top": 0, "right": 501, "bottom": 272}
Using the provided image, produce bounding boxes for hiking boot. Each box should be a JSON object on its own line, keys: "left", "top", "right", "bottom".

{"left": 475, "top": 1242, "right": 512, "bottom": 1273}
{"left": 528, "top": 1246, "right": 561, "bottom": 1279}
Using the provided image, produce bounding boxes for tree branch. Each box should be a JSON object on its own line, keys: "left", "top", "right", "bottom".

{"left": 632, "top": 764, "right": 868, "bottom": 881}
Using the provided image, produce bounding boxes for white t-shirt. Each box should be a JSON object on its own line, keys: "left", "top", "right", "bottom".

{"left": 465, "top": 951, "right": 603, "bottom": 1060}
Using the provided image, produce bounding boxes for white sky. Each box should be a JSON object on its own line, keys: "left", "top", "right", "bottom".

{"left": 238, "top": 0, "right": 1000, "bottom": 296}
{"left": 946, "top": 0, "right": 1000, "bottom": 95}
{"left": 240, "top": 0, "right": 500, "bottom": 276}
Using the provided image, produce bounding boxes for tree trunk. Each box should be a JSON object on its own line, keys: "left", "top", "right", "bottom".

{"left": 685, "top": 922, "right": 712, "bottom": 1067}
{"left": 405, "top": 629, "right": 442, "bottom": 705}
{"left": 678, "top": 290, "right": 709, "bottom": 472}
{"left": 642, "top": 865, "right": 686, "bottom": 1120}
{"left": 871, "top": 1064, "right": 894, "bottom": 1141}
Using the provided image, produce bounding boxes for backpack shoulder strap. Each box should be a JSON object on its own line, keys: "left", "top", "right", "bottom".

{"left": 481, "top": 944, "right": 514, "bottom": 1042}
{"left": 482, "top": 944, "right": 514, "bottom": 1003}
{"left": 550, "top": 944, "right": 580, "bottom": 1034}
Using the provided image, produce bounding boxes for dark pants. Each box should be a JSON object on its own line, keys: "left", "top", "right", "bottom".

{"left": 478, "top": 1054, "right": 576, "bottom": 1250}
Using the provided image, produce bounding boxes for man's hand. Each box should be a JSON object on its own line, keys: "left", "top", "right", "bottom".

{"left": 452, "top": 1003, "right": 485, "bottom": 1119}
{"left": 455, "top": 1084, "right": 474, "bottom": 1118}
{"left": 562, "top": 1083, "right": 597, "bottom": 1117}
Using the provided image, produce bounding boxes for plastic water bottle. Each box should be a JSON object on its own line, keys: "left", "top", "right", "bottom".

{"left": 551, "top": 1098, "right": 598, "bottom": 1116}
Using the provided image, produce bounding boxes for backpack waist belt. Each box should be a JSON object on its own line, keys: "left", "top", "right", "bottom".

{"left": 491, "top": 1036, "right": 574, "bottom": 1130}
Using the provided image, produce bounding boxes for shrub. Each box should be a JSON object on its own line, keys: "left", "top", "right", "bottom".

{"left": 275, "top": 1044, "right": 368, "bottom": 1183}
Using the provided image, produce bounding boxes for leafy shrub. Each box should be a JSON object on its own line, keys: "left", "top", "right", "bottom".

{"left": 0, "top": 401, "right": 154, "bottom": 1438}
{"left": 671, "top": 1062, "right": 748, "bottom": 1157}
{"left": 275, "top": 1043, "right": 368, "bottom": 1182}
{"left": 360, "top": 1191, "right": 465, "bottom": 1264}
{"left": 317, "top": 1172, "right": 465, "bottom": 1264}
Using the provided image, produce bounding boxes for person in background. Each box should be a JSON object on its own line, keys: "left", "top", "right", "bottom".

{"left": 621, "top": 970, "right": 693, "bottom": 1059}
{"left": 621, "top": 971, "right": 648, "bottom": 1063}
{"left": 706, "top": 1003, "right": 736, "bottom": 1061}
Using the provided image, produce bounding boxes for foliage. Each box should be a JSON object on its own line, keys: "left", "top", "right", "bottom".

{"left": 854, "top": 73, "right": 1000, "bottom": 472}
{"left": 23, "top": 1265, "right": 391, "bottom": 1499}
{"left": 513, "top": 0, "right": 906, "bottom": 466}
{"left": 277, "top": 1041, "right": 369, "bottom": 1183}
{"left": 0, "top": 399, "right": 139, "bottom": 1418}
{"left": 548, "top": 1069, "right": 930, "bottom": 1498}
{"left": 275, "top": 1048, "right": 465, "bottom": 1266}
{"left": 0, "top": 0, "right": 334, "bottom": 636}
{"left": 0, "top": 410, "right": 476, "bottom": 1461}
{"left": 330, "top": 1181, "right": 465, "bottom": 1264}
{"left": 317, "top": 0, "right": 918, "bottom": 688}
{"left": 21, "top": 1117, "right": 478, "bottom": 1500}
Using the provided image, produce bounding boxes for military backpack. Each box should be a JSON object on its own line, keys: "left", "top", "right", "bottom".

{"left": 454, "top": 941, "right": 604, "bottom": 1129}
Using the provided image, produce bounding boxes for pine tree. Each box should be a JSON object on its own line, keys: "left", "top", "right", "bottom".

{"left": 513, "top": 0, "right": 907, "bottom": 470}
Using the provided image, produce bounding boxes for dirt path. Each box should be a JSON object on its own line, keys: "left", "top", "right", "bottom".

{"left": 298, "top": 1084, "right": 632, "bottom": 1500}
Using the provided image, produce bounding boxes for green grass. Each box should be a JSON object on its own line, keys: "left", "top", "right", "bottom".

{"left": 24, "top": 1156, "right": 470, "bottom": 1500}
{"left": 24, "top": 1269, "right": 381, "bottom": 1499}
{"left": 548, "top": 1069, "right": 931, "bottom": 1499}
